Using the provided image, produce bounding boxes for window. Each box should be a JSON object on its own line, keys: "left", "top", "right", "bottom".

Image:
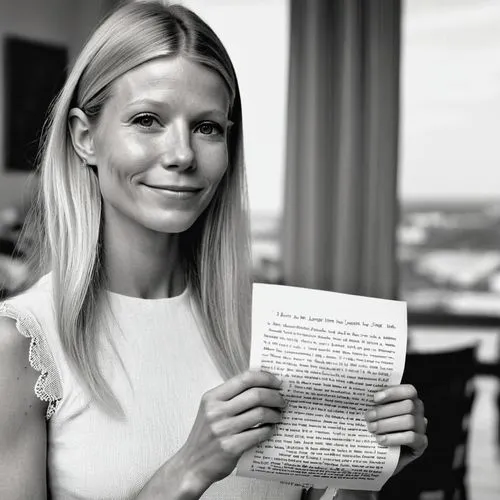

{"left": 398, "top": 0, "right": 500, "bottom": 318}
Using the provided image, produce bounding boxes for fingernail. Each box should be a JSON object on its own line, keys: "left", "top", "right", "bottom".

{"left": 367, "top": 422, "right": 377, "bottom": 432}
{"left": 376, "top": 435, "right": 387, "bottom": 445}
{"left": 365, "top": 410, "right": 377, "bottom": 421}
{"left": 374, "top": 391, "right": 386, "bottom": 403}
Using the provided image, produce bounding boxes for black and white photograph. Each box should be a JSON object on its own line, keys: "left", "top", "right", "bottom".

{"left": 0, "top": 1, "right": 498, "bottom": 499}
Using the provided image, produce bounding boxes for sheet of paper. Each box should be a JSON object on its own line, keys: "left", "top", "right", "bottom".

{"left": 236, "top": 283, "right": 407, "bottom": 491}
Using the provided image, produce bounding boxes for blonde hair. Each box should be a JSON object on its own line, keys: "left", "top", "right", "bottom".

{"left": 18, "top": 0, "right": 251, "bottom": 417}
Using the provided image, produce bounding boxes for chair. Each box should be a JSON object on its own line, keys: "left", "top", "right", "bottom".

{"left": 378, "top": 345, "right": 477, "bottom": 500}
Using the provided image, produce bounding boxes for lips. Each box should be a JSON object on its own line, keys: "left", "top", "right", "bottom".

{"left": 142, "top": 183, "right": 204, "bottom": 201}
{"left": 143, "top": 184, "right": 203, "bottom": 192}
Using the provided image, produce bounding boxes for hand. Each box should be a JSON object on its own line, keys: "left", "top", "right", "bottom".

{"left": 365, "top": 384, "right": 428, "bottom": 476}
{"left": 176, "top": 370, "right": 286, "bottom": 494}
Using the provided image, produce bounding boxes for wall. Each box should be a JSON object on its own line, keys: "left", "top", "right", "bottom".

{"left": 0, "top": 0, "right": 113, "bottom": 212}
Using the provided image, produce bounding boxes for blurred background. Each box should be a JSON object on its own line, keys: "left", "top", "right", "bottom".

{"left": 0, "top": 0, "right": 499, "bottom": 498}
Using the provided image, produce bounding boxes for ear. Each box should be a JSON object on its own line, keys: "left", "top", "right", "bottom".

{"left": 68, "top": 108, "right": 98, "bottom": 165}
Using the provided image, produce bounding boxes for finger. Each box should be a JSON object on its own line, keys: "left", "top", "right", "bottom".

{"left": 375, "top": 430, "right": 428, "bottom": 455}
{"left": 209, "top": 370, "right": 282, "bottom": 401}
{"left": 218, "top": 424, "right": 275, "bottom": 458}
{"left": 212, "top": 407, "right": 282, "bottom": 437}
{"left": 225, "top": 387, "right": 286, "bottom": 415}
{"left": 373, "top": 384, "right": 418, "bottom": 404}
{"left": 366, "top": 398, "right": 424, "bottom": 421}
{"left": 367, "top": 413, "right": 426, "bottom": 435}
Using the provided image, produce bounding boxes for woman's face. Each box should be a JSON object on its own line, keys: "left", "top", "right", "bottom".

{"left": 90, "top": 56, "right": 232, "bottom": 234}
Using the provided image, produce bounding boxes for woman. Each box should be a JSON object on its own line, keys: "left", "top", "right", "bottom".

{"left": 0, "top": 1, "right": 427, "bottom": 499}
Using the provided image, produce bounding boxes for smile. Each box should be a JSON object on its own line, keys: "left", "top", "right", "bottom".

{"left": 142, "top": 184, "right": 203, "bottom": 200}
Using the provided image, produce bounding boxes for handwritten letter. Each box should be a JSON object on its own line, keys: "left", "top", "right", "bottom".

{"left": 237, "top": 284, "right": 407, "bottom": 491}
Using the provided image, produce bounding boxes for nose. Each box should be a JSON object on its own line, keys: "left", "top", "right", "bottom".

{"left": 160, "top": 121, "right": 195, "bottom": 171}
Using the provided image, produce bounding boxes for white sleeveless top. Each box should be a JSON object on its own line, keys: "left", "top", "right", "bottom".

{"left": 0, "top": 273, "right": 303, "bottom": 500}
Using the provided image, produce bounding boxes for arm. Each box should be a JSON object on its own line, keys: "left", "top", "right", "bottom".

{"left": 0, "top": 317, "right": 49, "bottom": 499}
{"left": 137, "top": 370, "right": 286, "bottom": 499}
{"left": 0, "top": 318, "right": 202, "bottom": 500}
{"left": 135, "top": 369, "right": 285, "bottom": 499}
{"left": 134, "top": 456, "right": 204, "bottom": 499}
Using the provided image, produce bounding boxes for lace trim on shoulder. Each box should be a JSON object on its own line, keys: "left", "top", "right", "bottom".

{"left": 0, "top": 301, "right": 63, "bottom": 420}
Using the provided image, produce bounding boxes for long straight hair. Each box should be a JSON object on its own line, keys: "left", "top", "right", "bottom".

{"left": 18, "top": 0, "right": 252, "bottom": 417}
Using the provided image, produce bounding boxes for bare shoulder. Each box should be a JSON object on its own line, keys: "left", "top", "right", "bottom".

{"left": 0, "top": 315, "right": 49, "bottom": 413}
{"left": 0, "top": 316, "right": 48, "bottom": 499}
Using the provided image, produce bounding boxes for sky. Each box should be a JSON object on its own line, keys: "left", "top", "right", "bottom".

{"left": 181, "top": 0, "right": 500, "bottom": 213}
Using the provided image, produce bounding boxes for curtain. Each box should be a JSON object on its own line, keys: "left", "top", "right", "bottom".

{"left": 282, "top": 0, "right": 402, "bottom": 300}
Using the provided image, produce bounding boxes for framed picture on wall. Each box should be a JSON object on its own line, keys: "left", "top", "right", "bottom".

{"left": 3, "top": 36, "right": 67, "bottom": 172}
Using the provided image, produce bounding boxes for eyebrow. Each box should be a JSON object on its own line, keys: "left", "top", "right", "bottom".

{"left": 126, "top": 97, "right": 168, "bottom": 108}
{"left": 126, "top": 98, "right": 229, "bottom": 120}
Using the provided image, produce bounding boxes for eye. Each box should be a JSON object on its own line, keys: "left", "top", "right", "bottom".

{"left": 132, "top": 113, "right": 160, "bottom": 129}
{"left": 195, "top": 121, "right": 224, "bottom": 136}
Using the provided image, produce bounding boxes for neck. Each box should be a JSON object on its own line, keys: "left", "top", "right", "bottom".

{"left": 102, "top": 209, "right": 186, "bottom": 300}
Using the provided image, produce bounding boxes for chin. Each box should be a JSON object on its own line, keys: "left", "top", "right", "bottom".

{"left": 144, "top": 212, "right": 203, "bottom": 234}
